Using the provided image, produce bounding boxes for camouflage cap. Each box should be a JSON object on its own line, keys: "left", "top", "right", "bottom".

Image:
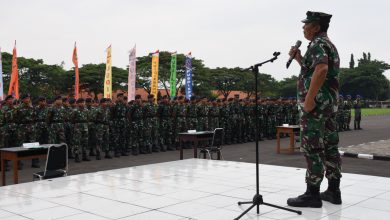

{"left": 302, "top": 11, "right": 332, "bottom": 24}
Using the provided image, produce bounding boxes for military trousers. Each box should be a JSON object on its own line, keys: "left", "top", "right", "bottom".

{"left": 300, "top": 111, "right": 342, "bottom": 187}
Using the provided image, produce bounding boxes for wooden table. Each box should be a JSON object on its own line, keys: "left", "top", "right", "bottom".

{"left": 276, "top": 125, "right": 301, "bottom": 154}
{"left": 1, "top": 145, "right": 50, "bottom": 186}
{"left": 178, "top": 131, "right": 214, "bottom": 160}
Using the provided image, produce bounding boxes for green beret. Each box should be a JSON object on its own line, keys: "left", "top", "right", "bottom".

{"left": 302, "top": 11, "right": 332, "bottom": 24}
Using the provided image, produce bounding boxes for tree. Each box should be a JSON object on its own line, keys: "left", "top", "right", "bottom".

{"left": 341, "top": 53, "right": 390, "bottom": 100}
{"left": 76, "top": 63, "right": 128, "bottom": 98}
{"left": 209, "top": 67, "right": 241, "bottom": 98}
{"left": 278, "top": 75, "right": 299, "bottom": 98}
{"left": 349, "top": 54, "right": 355, "bottom": 69}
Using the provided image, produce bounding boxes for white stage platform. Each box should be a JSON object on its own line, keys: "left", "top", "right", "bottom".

{"left": 0, "top": 159, "right": 389, "bottom": 220}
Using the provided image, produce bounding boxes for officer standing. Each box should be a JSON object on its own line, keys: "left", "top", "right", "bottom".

{"left": 287, "top": 11, "right": 342, "bottom": 208}
{"left": 354, "top": 95, "right": 363, "bottom": 130}
{"left": 72, "top": 98, "right": 90, "bottom": 162}
{"left": 48, "top": 96, "right": 66, "bottom": 144}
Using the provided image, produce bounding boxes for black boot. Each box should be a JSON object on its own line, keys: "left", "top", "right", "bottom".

{"left": 320, "top": 179, "right": 342, "bottom": 205}
{"left": 105, "top": 151, "right": 113, "bottom": 159}
{"left": 287, "top": 184, "right": 322, "bottom": 208}
{"left": 89, "top": 149, "right": 97, "bottom": 156}
{"left": 114, "top": 150, "right": 121, "bottom": 157}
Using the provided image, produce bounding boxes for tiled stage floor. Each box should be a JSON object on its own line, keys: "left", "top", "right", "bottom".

{"left": 0, "top": 159, "right": 389, "bottom": 220}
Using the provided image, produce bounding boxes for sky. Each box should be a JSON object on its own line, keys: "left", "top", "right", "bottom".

{"left": 1, "top": 0, "right": 389, "bottom": 81}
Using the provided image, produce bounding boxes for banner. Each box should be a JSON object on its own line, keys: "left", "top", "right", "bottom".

{"left": 169, "top": 52, "right": 177, "bottom": 98}
{"left": 185, "top": 52, "right": 193, "bottom": 100}
{"left": 104, "top": 45, "right": 112, "bottom": 99}
{"left": 72, "top": 42, "right": 80, "bottom": 99}
{"left": 0, "top": 47, "right": 3, "bottom": 101}
{"left": 128, "top": 45, "right": 136, "bottom": 101}
{"left": 8, "top": 41, "right": 19, "bottom": 99}
{"left": 151, "top": 50, "right": 159, "bottom": 103}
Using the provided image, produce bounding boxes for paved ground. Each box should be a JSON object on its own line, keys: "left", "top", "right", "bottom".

{"left": 3, "top": 114, "right": 390, "bottom": 186}
{"left": 340, "top": 139, "right": 390, "bottom": 157}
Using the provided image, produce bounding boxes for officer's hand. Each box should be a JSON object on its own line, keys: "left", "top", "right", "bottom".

{"left": 289, "top": 47, "right": 302, "bottom": 64}
{"left": 303, "top": 98, "right": 316, "bottom": 113}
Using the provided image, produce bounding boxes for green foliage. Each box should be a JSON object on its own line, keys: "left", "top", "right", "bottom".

{"left": 341, "top": 53, "right": 390, "bottom": 100}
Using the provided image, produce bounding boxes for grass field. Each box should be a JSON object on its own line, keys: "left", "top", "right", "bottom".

{"left": 351, "top": 108, "right": 390, "bottom": 116}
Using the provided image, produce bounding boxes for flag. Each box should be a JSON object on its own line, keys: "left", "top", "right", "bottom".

{"left": 72, "top": 42, "right": 80, "bottom": 99}
{"left": 169, "top": 52, "right": 177, "bottom": 98}
{"left": 8, "top": 41, "right": 19, "bottom": 99}
{"left": 151, "top": 50, "right": 159, "bottom": 103}
{"left": 0, "top": 47, "right": 3, "bottom": 101}
{"left": 128, "top": 45, "right": 136, "bottom": 101}
{"left": 185, "top": 52, "right": 193, "bottom": 100}
{"left": 104, "top": 45, "right": 112, "bottom": 99}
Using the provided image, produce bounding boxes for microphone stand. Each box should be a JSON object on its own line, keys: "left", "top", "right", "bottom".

{"left": 234, "top": 52, "right": 302, "bottom": 220}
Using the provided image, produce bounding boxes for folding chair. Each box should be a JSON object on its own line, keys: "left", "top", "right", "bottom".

{"left": 33, "top": 144, "right": 68, "bottom": 181}
{"left": 199, "top": 128, "right": 224, "bottom": 160}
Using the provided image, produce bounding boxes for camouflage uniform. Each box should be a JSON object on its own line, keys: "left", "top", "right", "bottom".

{"left": 144, "top": 102, "right": 159, "bottom": 152}
{"left": 71, "top": 106, "right": 89, "bottom": 160}
{"left": 353, "top": 97, "right": 362, "bottom": 130}
{"left": 87, "top": 105, "right": 97, "bottom": 156}
{"left": 94, "top": 105, "right": 110, "bottom": 158}
{"left": 130, "top": 101, "right": 145, "bottom": 154}
{"left": 174, "top": 102, "right": 187, "bottom": 146}
{"left": 4, "top": 105, "right": 19, "bottom": 148}
{"left": 220, "top": 102, "right": 231, "bottom": 144}
{"left": 16, "top": 103, "right": 36, "bottom": 145}
{"left": 63, "top": 105, "right": 74, "bottom": 158}
{"left": 48, "top": 105, "right": 66, "bottom": 144}
{"left": 111, "top": 101, "right": 128, "bottom": 156}
{"left": 344, "top": 97, "right": 353, "bottom": 130}
{"left": 0, "top": 109, "right": 5, "bottom": 149}
{"left": 297, "top": 32, "right": 342, "bottom": 187}
{"left": 336, "top": 97, "right": 345, "bottom": 132}
{"left": 158, "top": 101, "right": 174, "bottom": 151}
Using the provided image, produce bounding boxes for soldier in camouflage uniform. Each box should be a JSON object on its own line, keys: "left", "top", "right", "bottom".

{"left": 63, "top": 97, "right": 75, "bottom": 159}
{"left": 3, "top": 96, "right": 19, "bottom": 170}
{"left": 48, "top": 96, "right": 66, "bottom": 144}
{"left": 186, "top": 96, "right": 198, "bottom": 131}
{"left": 336, "top": 95, "right": 345, "bottom": 132}
{"left": 219, "top": 99, "right": 231, "bottom": 144}
{"left": 86, "top": 98, "right": 97, "bottom": 156}
{"left": 71, "top": 98, "right": 90, "bottom": 162}
{"left": 157, "top": 96, "right": 175, "bottom": 151}
{"left": 94, "top": 98, "right": 111, "bottom": 159}
{"left": 144, "top": 95, "right": 159, "bottom": 152}
{"left": 288, "top": 11, "right": 342, "bottom": 208}
{"left": 208, "top": 99, "right": 220, "bottom": 131}
{"left": 111, "top": 93, "right": 129, "bottom": 157}
{"left": 129, "top": 95, "right": 145, "bottom": 154}
{"left": 16, "top": 94, "right": 38, "bottom": 168}
{"left": 173, "top": 96, "right": 187, "bottom": 148}
{"left": 0, "top": 101, "right": 6, "bottom": 171}
{"left": 353, "top": 95, "right": 362, "bottom": 130}
{"left": 196, "top": 97, "right": 209, "bottom": 131}
{"left": 344, "top": 95, "right": 353, "bottom": 130}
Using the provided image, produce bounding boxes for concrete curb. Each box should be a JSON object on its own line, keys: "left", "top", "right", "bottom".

{"left": 339, "top": 151, "right": 390, "bottom": 161}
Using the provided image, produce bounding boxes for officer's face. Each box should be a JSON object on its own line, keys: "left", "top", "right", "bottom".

{"left": 303, "top": 22, "right": 320, "bottom": 41}
{"left": 22, "top": 98, "right": 30, "bottom": 104}
{"left": 55, "top": 99, "right": 62, "bottom": 105}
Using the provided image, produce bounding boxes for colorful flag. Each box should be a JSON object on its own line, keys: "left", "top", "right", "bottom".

{"left": 8, "top": 41, "right": 19, "bottom": 99}
{"left": 128, "top": 45, "right": 136, "bottom": 101}
{"left": 104, "top": 45, "right": 112, "bottom": 99}
{"left": 169, "top": 52, "right": 177, "bottom": 98}
{"left": 0, "top": 47, "right": 3, "bottom": 101}
{"left": 151, "top": 50, "right": 159, "bottom": 103}
{"left": 72, "top": 42, "right": 80, "bottom": 99}
{"left": 185, "top": 52, "right": 193, "bottom": 100}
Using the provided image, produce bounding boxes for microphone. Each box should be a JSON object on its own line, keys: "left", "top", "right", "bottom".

{"left": 286, "top": 40, "right": 302, "bottom": 69}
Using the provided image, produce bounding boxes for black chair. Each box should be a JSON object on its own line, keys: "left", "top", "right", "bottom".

{"left": 199, "top": 128, "right": 224, "bottom": 160}
{"left": 33, "top": 144, "right": 68, "bottom": 181}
